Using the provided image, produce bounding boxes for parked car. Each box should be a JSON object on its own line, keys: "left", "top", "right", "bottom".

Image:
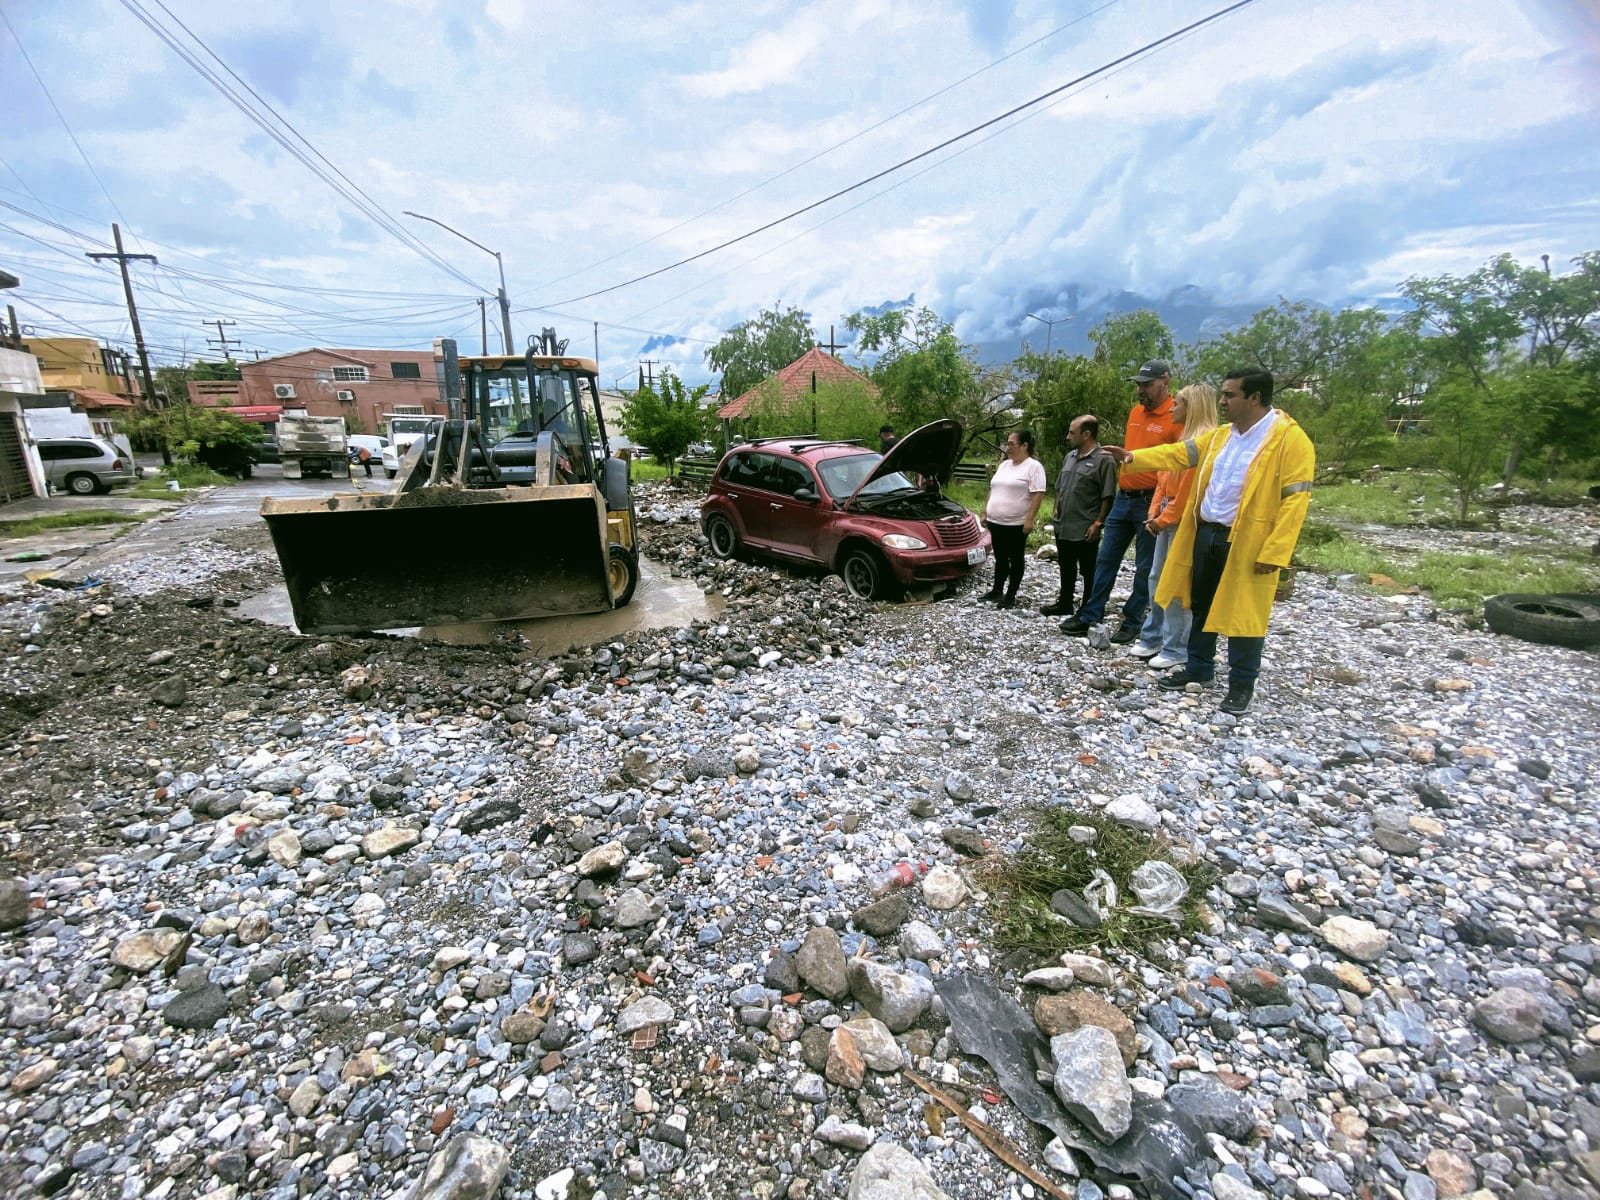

{"left": 698, "top": 419, "right": 989, "bottom": 600}
{"left": 37, "top": 436, "right": 136, "bottom": 496}
{"left": 253, "top": 436, "right": 281, "bottom": 464}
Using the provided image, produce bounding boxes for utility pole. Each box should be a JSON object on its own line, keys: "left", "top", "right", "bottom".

{"left": 638, "top": 360, "right": 659, "bottom": 391}
{"left": 478, "top": 298, "right": 488, "bottom": 356}
{"left": 205, "top": 318, "right": 240, "bottom": 359}
{"left": 87, "top": 223, "right": 169, "bottom": 465}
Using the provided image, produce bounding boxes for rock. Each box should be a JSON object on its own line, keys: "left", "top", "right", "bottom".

{"left": 1022, "top": 967, "right": 1077, "bottom": 991}
{"left": 0, "top": 878, "right": 29, "bottom": 930}
{"left": 825, "top": 1027, "right": 866, "bottom": 1089}
{"left": 10, "top": 1057, "right": 57, "bottom": 1094}
{"left": 1049, "top": 889, "right": 1103, "bottom": 928}
{"left": 764, "top": 950, "right": 800, "bottom": 993}
{"left": 1166, "top": 1077, "right": 1256, "bottom": 1140}
{"left": 407, "top": 1134, "right": 509, "bottom": 1200}
{"left": 287, "top": 1077, "right": 323, "bottom": 1118}
{"left": 562, "top": 933, "right": 598, "bottom": 966}
{"left": 941, "top": 828, "right": 986, "bottom": 857}
{"left": 852, "top": 894, "right": 911, "bottom": 938}
{"left": 847, "top": 958, "right": 934, "bottom": 1033}
{"left": 616, "top": 997, "right": 675, "bottom": 1035}
{"left": 1211, "top": 1175, "right": 1267, "bottom": 1200}
{"left": 899, "top": 921, "right": 943, "bottom": 962}
{"left": 501, "top": 1012, "right": 547, "bottom": 1045}
{"left": 684, "top": 750, "right": 735, "bottom": 780}
{"left": 613, "top": 888, "right": 660, "bottom": 929}
{"left": 921, "top": 865, "right": 967, "bottom": 910}
{"left": 816, "top": 1114, "right": 873, "bottom": 1150}
{"left": 800, "top": 1026, "right": 832, "bottom": 1072}
{"left": 1320, "top": 915, "right": 1389, "bottom": 962}
{"left": 163, "top": 983, "right": 229, "bottom": 1030}
{"left": 1034, "top": 990, "right": 1136, "bottom": 1067}
{"left": 796, "top": 926, "right": 850, "bottom": 1000}
{"left": 1104, "top": 795, "right": 1159, "bottom": 831}
{"left": 792, "top": 1072, "right": 827, "bottom": 1104}
{"left": 1472, "top": 988, "right": 1546, "bottom": 1043}
{"left": 534, "top": 1169, "right": 574, "bottom": 1200}
{"left": 1230, "top": 967, "right": 1291, "bottom": 1006}
{"left": 1051, "top": 1026, "right": 1133, "bottom": 1142}
{"left": 1425, "top": 1149, "right": 1476, "bottom": 1198}
{"left": 151, "top": 675, "right": 187, "bottom": 707}
{"left": 339, "top": 664, "right": 376, "bottom": 700}
{"left": 576, "top": 841, "right": 627, "bottom": 877}
{"left": 266, "top": 829, "right": 301, "bottom": 867}
{"left": 841, "top": 1015, "right": 903, "bottom": 1072}
{"left": 111, "top": 928, "right": 184, "bottom": 972}
{"left": 362, "top": 825, "right": 420, "bottom": 859}
{"left": 943, "top": 772, "right": 974, "bottom": 801}
{"left": 1058, "top": 953, "right": 1114, "bottom": 987}
{"left": 1254, "top": 893, "right": 1318, "bottom": 932}
{"left": 848, "top": 1143, "right": 952, "bottom": 1200}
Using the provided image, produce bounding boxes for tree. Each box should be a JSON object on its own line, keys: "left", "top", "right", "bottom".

{"left": 1015, "top": 352, "right": 1130, "bottom": 474}
{"left": 1087, "top": 310, "right": 1175, "bottom": 377}
{"left": 619, "top": 370, "right": 709, "bottom": 471}
{"left": 747, "top": 379, "right": 887, "bottom": 445}
{"left": 156, "top": 406, "right": 262, "bottom": 477}
{"left": 705, "top": 307, "right": 817, "bottom": 401}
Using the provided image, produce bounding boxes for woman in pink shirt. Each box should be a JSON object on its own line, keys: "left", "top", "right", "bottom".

{"left": 1129, "top": 384, "right": 1218, "bottom": 667}
{"left": 979, "top": 428, "right": 1047, "bottom": 609}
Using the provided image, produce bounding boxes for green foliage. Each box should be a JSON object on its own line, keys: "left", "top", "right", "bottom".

{"left": 1087, "top": 310, "right": 1175, "bottom": 377}
{"left": 1015, "top": 351, "right": 1130, "bottom": 471}
{"left": 746, "top": 380, "right": 887, "bottom": 445}
{"left": 705, "top": 306, "right": 817, "bottom": 401}
{"left": 188, "top": 358, "right": 242, "bottom": 381}
{"left": 989, "top": 808, "right": 1216, "bottom": 955}
{"left": 167, "top": 406, "right": 263, "bottom": 477}
{"left": 619, "top": 370, "right": 710, "bottom": 471}
{"left": 1422, "top": 373, "right": 1520, "bottom": 522}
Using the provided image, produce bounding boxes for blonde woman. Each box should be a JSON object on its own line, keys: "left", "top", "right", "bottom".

{"left": 1129, "top": 383, "right": 1219, "bottom": 667}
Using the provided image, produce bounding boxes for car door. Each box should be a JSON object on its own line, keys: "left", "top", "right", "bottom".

{"left": 759, "top": 457, "right": 829, "bottom": 562}
{"left": 37, "top": 442, "right": 65, "bottom": 488}
{"left": 714, "top": 451, "right": 778, "bottom": 547}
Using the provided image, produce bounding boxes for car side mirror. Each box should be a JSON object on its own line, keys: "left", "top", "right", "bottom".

{"left": 793, "top": 487, "right": 820, "bottom": 504}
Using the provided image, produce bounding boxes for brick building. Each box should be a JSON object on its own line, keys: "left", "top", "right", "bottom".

{"left": 188, "top": 348, "right": 447, "bottom": 434}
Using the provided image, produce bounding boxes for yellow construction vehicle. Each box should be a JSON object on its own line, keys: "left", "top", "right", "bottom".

{"left": 260, "top": 334, "right": 637, "bottom": 634}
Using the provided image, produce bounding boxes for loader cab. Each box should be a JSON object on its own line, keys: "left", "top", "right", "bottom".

{"left": 462, "top": 355, "right": 608, "bottom": 482}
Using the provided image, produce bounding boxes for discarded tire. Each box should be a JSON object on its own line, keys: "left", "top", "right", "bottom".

{"left": 1483, "top": 593, "right": 1600, "bottom": 650}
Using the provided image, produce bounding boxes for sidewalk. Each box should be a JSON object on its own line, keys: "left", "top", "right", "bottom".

{"left": 0, "top": 490, "right": 193, "bottom": 591}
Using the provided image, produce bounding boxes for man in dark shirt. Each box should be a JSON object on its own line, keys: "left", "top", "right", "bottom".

{"left": 1042, "top": 415, "right": 1118, "bottom": 617}
{"left": 879, "top": 425, "right": 898, "bottom": 453}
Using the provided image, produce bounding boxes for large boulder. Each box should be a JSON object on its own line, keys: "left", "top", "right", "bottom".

{"left": 847, "top": 958, "right": 934, "bottom": 1033}
{"left": 1051, "top": 1026, "right": 1132, "bottom": 1143}
{"left": 848, "top": 1144, "right": 951, "bottom": 1200}
{"left": 407, "top": 1134, "right": 510, "bottom": 1200}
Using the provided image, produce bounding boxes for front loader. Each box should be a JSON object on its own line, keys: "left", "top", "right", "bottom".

{"left": 260, "top": 335, "right": 638, "bottom": 635}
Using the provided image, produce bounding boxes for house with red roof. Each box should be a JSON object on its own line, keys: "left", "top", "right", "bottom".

{"left": 714, "top": 347, "right": 879, "bottom": 436}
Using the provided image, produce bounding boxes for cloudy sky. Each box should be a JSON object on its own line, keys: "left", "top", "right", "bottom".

{"left": 3, "top": 0, "right": 1598, "bottom": 385}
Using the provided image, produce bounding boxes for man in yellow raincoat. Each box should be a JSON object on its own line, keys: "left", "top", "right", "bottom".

{"left": 1107, "top": 368, "right": 1314, "bottom": 715}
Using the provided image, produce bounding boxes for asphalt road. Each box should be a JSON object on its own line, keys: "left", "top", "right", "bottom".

{"left": 0, "top": 465, "right": 393, "bottom": 591}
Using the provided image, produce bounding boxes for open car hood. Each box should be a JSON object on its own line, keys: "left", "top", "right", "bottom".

{"left": 843, "top": 418, "right": 965, "bottom": 508}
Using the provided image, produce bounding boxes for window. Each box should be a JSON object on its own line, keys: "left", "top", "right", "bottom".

{"left": 765, "top": 459, "right": 815, "bottom": 496}
{"left": 390, "top": 362, "right": 421, "bottom": 379}
{"left": 719, "top": 451, "right": 771, "bottom": 488}
{"left": 393, "top": 405, "right": 425, "bottom": 415}
{"left": 332, "top": 366, "right": 369, "bottom": 383}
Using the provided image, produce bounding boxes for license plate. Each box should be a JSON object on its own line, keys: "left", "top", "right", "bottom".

{"left": 966, "top": 546, "right": 986, "bottom": 565}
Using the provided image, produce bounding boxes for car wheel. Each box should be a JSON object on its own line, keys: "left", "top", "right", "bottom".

{"left": 705, "top": 513, "right": 740, "bottom": 560}
{"left": 840, "top": 546, "right": 893, "bottom": 601}
{"left": 386, "top": 469, "right": 397, "bottom": 479}
{"left": 65, "top": 472, "right": 98, "bottom": 496}
{"left": 608, "top": 544, "right": 640, "bottom": 607}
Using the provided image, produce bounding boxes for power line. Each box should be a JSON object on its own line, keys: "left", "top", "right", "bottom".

{"left": 543, "top": 0, "right": 1262, "bottom": 307}
{"left": 116, "top": 0, "right": 487, "bottom": 294}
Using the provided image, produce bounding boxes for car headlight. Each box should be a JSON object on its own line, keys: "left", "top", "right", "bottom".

{"left": 881, "top": 533, "right": 927, "bottom": 550}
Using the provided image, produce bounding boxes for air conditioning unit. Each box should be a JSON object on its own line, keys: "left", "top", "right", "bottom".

{"left": 274, "top": 384, "right": 296, "bottom": 399}
{"left": 336, "top": 389, "right": 356, "bottom": 402}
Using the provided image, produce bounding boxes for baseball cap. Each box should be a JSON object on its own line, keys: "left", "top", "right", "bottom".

{"left": 1128, "top": 360, "right": 1171, "bottom": 382}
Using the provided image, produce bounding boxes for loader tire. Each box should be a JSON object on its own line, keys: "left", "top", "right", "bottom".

{"left": 608, "top": 544, "right": 640, "bottom": 608}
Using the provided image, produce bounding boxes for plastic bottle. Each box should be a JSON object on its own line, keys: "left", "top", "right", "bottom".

{"left": 868, "top": 862, "right": 918, "bottom": 895}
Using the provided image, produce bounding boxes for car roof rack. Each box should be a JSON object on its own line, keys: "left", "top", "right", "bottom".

{"left": 744, "top": 432, "right": 819, "bottom": 445}
{"left": 790, "top": 439, "right": 864, "bottom": 452}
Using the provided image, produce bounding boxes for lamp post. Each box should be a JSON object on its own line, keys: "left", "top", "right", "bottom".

{"left": 403, "top": 211, "right": 513, "bottom": 354}
{"left": 1025, "top": 312, "right": 1072, "bottom": 356}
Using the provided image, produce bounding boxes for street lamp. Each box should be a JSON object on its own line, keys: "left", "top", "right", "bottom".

{"left": 1025, "top": 312, "right": 1072, "bottom": 356}
{"left": 403, "top": 210, "right": 513, "bottom": 355}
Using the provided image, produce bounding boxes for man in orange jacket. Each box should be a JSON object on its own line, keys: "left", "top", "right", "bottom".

{"left": 1059, "top": 360, "right": 1182, "bottom": 642}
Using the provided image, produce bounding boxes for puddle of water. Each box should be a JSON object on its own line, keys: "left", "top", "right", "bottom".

{"left": 236, "top": 556, "right": 724, "bottom": 656}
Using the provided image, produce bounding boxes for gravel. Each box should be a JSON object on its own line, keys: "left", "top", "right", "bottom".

{"left": 0, "top": 481, "right": 1597, "bottom": 1200}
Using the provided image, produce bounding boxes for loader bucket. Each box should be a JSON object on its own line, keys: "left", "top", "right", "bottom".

{"left": 260, "top": 484, "right": 615, "bottom": 634}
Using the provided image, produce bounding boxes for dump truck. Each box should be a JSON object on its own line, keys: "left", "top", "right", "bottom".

{"left": 259, "top": 335, "right": 638, "bottom": 634}
{"left": 380, "top": 413, "right": 434, "bottom": 478}
{"left": 278, "top": 414, "right": 350, "bottom": 480}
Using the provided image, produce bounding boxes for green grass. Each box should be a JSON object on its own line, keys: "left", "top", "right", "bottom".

{"left": 631, "top": 460, "right": 672, "bottom": 483}
{"left": 130, "top": 464, "right": 231, "bottom": 497}
{"left": 0, "top": 511, "right": 151, "bottom": 537}
{"left": 1309, "top": 474, "right": 1460, "bottom": 525}
{"left": 988, "top": 808, "right": 1216, "bottom": 956}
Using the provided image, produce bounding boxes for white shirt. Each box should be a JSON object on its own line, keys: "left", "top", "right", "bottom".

{"left": 985, "top": 456, "right": 1046, "bottom": 525}
{"left": 1200, "top": 408, "right": 1280, "bottom": 526}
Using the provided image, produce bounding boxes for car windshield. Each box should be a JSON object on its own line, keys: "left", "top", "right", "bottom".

{"left": 815, "top": 453, "right": 917, "bottom": 502}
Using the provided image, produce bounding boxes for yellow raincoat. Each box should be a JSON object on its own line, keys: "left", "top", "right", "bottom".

{"left": 1125, "top": 412, "right": 1315, "bottom": 638}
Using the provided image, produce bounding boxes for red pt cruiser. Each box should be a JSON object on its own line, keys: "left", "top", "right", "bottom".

{"left": 699, "top": 419, "right": 991, "bottom": 600}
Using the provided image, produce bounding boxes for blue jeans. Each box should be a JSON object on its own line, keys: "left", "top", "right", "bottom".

{"left": 1185, "top": 521, "right": 1264, "bottom": 686}
{"left": 1137, "top": 527, "right": 1191, "bottom": 656}
{"left": 1077, "top": 489, "right": 1156, "bottom": 626}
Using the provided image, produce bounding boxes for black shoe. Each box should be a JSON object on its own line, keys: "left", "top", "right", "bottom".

{"left": 1040, "top": 599, "right": 1073, "bottom": 616}
{"left": 1058, "top": 618, "right": 1092, "bottom": 636}
{"left": 1220, "top": 681, "right": 1255, "bottom": 715}
{"left": 1158, "top": 668, "right": 1213, "bottom": 691}
{"left": 996, "top": 596, "right": 1016, "bottom": 610}
{"left": 978, "top": 588, "right": 1003, "bottom": 602}
{"left": 1109, "top": 622, "right": 1139, "bottom": 645}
